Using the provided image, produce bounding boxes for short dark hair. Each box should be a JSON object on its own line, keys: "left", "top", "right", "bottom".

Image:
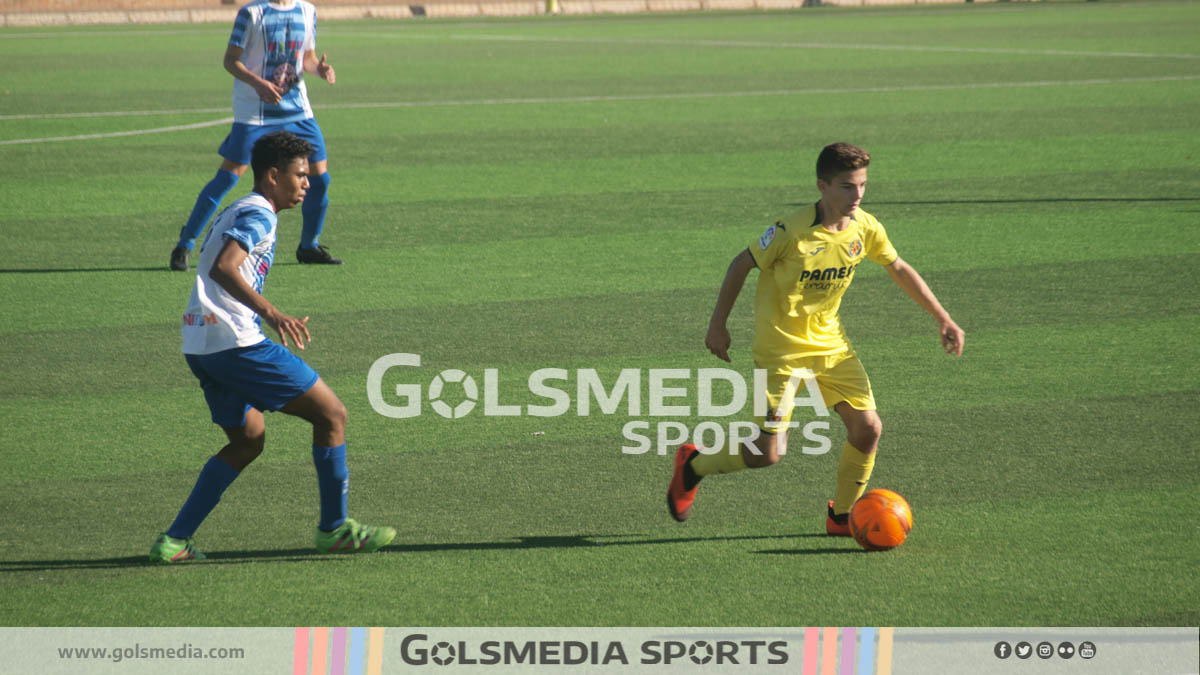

{"left": 816, "top": 142, "right": 870, "bottom": 182}
{"left": 250, "top": 131, "right": 313, "bottom": 183}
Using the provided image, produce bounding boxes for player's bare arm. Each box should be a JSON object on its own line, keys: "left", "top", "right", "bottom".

{"left": 304, "top": 51, "right": 336, "bottom": 85}
{"left": 223, "top": 44, "right": 283, "bottom": 105}
{"left": 705, "top": 248, "right": 757, "bottom": 363}
{"left": 885, "top": 256, "right": 965, "bottom": 357}
{"left": 209, "top": 237, "right": 311, "bottom": 350}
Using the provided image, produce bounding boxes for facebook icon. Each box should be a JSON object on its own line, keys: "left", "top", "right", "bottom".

{"left": 994, "top": 641, "right": 1012, "bottom": 659}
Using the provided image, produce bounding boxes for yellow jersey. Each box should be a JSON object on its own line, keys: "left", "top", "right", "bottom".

{"left": 747, "top": 203, "right": 898, "bottom": 363}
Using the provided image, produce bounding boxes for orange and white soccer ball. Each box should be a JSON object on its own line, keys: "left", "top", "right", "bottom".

{"left": 849, "top": 489, "right": 913, "bottom": 551}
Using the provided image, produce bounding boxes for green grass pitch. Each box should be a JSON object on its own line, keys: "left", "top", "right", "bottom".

{"left": 1, "top": 1, "right": 1198, "bottom": 627}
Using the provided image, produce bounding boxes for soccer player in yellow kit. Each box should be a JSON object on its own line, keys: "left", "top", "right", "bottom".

{"left": 666, "top": 142, "right": 965, "bottom": 533}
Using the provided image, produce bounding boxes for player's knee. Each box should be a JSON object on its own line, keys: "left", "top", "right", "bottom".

{"left": 849, "top": 416, "right": 882, "bottom": 452}
{"left": 220, "top": 433, "right": 265, "bottom": 471}
{"left": 247, "top": 430, "right": 265, "bottom": 455}
{"left": 744, "top": 434, "right": 783, "bottom": 468}
{"left": 242, "top": 417, "right": 266, "bottom": 450}
{"left": 864, "top": 418, "right": 883, "bottom": 442}
{"left": 319, "top": 399, "right": 347, "bottom": 432}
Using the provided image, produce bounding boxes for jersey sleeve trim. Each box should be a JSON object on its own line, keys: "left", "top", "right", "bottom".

{"left": 223, "top": 209, "right": 273, "bottom": 250}
{"left": 229, "top": 6, "right": 253, "bottom": 47}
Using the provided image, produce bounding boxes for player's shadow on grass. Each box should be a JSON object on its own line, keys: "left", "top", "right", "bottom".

{"left": 0, "top": 552, "right": 339, "bottom": 572}
{"left": 375, "top": 533, "right": 853, "bottom": 554}
{"left": 0, "top": 262, "right": 315, "bottom": 274}
{"left": 198, "top": 533, "right": 854, "bottom": 562}
{"left": 0, "top": 534, "right": 858, "bottom": 571}
{"left": 0, "top": 555, "right": 178, "bottom": 572}
{"left": 754, "top": 547, "right": 862, "bottom": 556}
{"left": 787, "top": 197, "right": 1200, "bottom": 207}
{"left": 0, "top": 266, "right": 166, "bottom": 274}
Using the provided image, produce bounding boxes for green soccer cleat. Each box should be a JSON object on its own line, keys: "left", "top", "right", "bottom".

{"left": 149, "top": 533, "right": 206, "bottom": 563}
{"left": 315, "top": 518, "right": 396, "bottom": 554}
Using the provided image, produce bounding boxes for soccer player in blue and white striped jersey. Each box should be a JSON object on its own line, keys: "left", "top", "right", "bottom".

{"left": 171, "top": 0, "right": 343, "bottom": 271}
{"left": 151, "top": 131, "right": 395, "bottom": 563}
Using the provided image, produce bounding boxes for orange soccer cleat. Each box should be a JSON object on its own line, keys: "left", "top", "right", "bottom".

{"left": 667, "top": 444, "right": 701, "bottom": 522}
{"left": 826, "top": 500, "right": 852, "bottom": 536}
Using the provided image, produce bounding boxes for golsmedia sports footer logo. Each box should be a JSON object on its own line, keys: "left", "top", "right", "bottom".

{"left": 398, "top": 633, "right": 789, "bottom": 667}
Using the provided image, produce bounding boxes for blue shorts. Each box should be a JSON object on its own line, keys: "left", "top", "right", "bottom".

{"left": 218, "top": 117, "right": 328, "bottom": 166}
{"left": 185, "top": 340, "right": 320, "bottom": 428}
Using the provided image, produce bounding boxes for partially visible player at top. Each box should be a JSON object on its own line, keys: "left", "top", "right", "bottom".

{"left": 666, "top": 142, "right": 965, "bottom": 532}
{"left": 150, "top": 131, "right": 394, "bottom": 563}
{"left": 170, "top": 0, "right": 343, "bottom": 271}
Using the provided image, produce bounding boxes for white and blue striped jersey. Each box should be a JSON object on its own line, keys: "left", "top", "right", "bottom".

{"left": 182, "top": 193, "right": 278, "bottom": 355}
{"left": 229, "top": 0, "right": 317, "bottom": 126}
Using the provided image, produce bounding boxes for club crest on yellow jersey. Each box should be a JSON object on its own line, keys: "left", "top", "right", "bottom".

{"left": 848, "top": 239, "right": 863, "bottom": 257}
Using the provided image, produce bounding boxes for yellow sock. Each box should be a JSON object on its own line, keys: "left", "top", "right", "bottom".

{"left": 690, "top": 447, "right": 748, "bottom": 477}
{"left": 832, "top": 441, "right": 876, "bottom": 514}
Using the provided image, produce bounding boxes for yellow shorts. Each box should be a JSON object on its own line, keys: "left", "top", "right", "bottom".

{"left": 754, "top": 351, "right": 876, "bottom": 434}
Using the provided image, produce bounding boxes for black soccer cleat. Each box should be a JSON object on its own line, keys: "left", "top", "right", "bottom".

{"left": 169, "top": 246, "right": 189, "bottom": 271}
{"left": 296, "top": 244, "right": 344, "bottom": 265}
